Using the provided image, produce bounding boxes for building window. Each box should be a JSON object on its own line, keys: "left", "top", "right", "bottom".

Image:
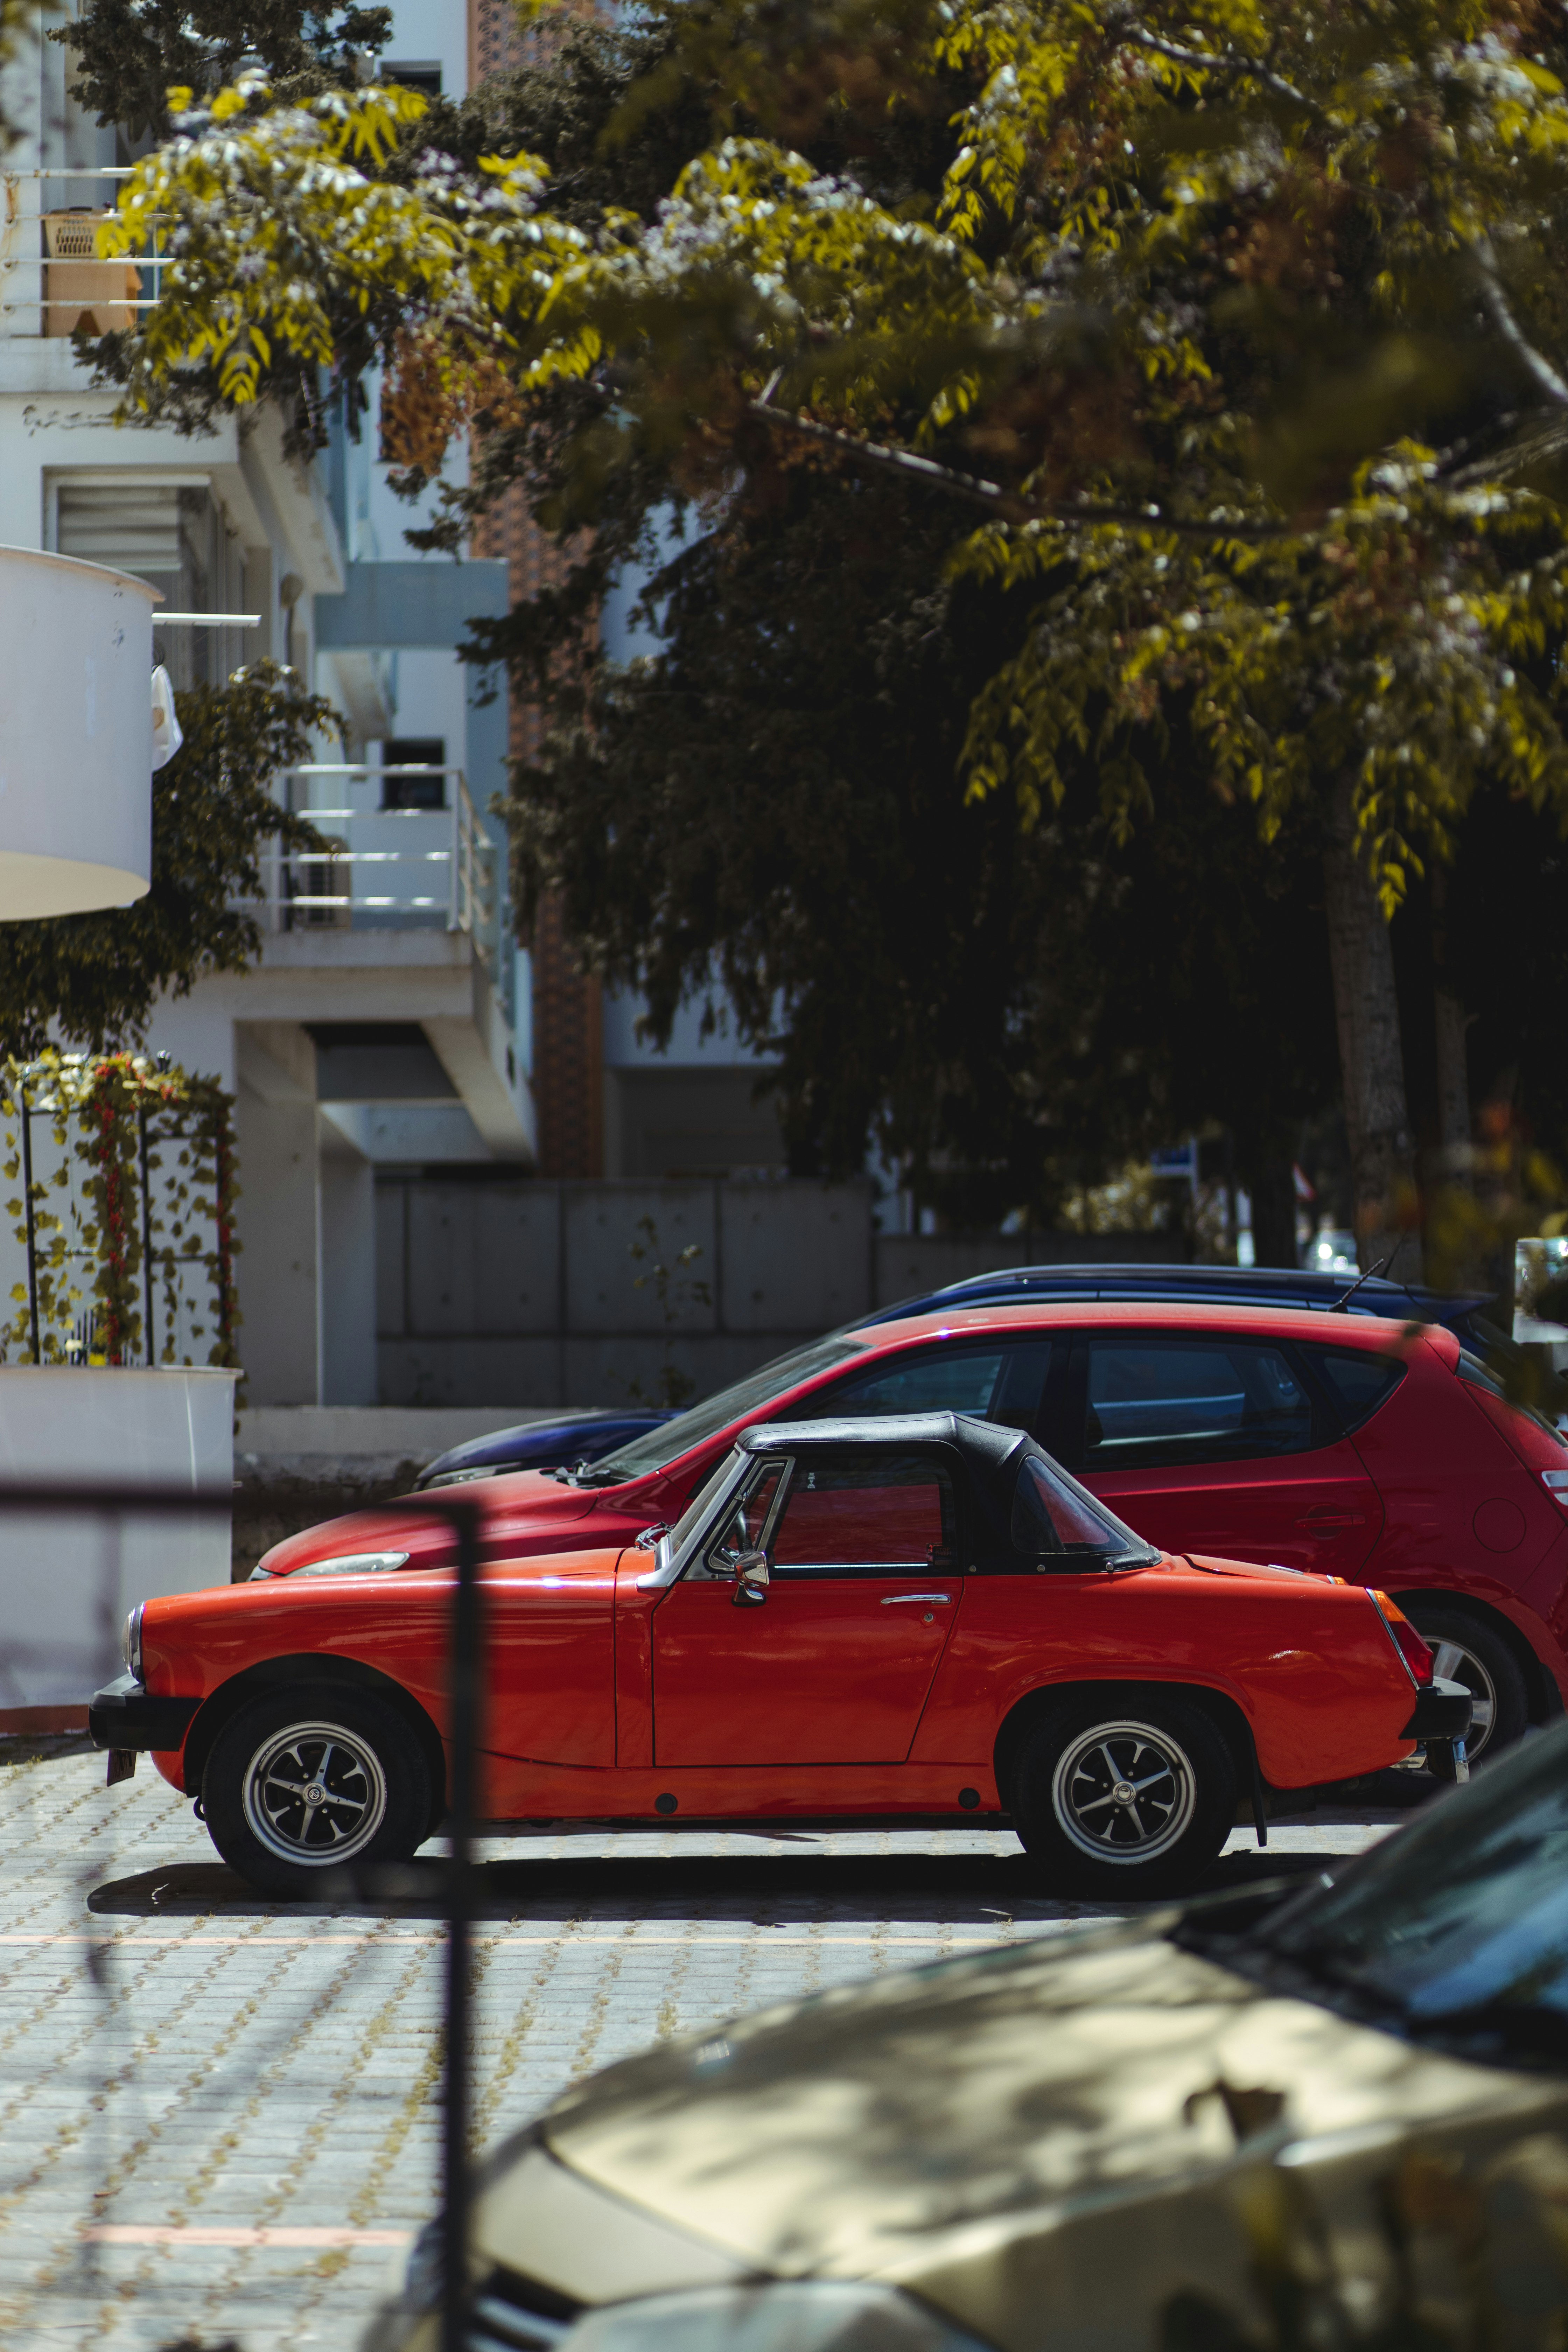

{"left": 382, "top": 738, "right": 447, "bottom": 810}
{"left": 51, "top": 477, "right": 245, "bottom": 691}
{"left": 384, "top": 61, "right": 442, "bottom": 97}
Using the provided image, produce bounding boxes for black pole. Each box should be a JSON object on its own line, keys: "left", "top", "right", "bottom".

{"left": 442, "top": 1500, "right": 482, "bottom": 2352}
{"left": 138, "top": 1102, "right": 155, "bottom": 1368}
{"left": 19, "top": 1084, "right": 38, "bottom": 1366}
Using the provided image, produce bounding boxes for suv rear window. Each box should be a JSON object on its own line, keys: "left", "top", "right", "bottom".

{"left": 1300, "top": 1345, "right": 1406, "bottom": 1433}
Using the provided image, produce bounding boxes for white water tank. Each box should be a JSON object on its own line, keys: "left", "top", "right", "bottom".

{"left": 0, "top": 544, "right": 158, "bottom": 918}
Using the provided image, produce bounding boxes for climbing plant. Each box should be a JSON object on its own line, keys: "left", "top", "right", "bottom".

{"left": 0, "top": 1051, "right": 240, "bottom": 1369}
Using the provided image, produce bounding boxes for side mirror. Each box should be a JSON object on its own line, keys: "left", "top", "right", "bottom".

{"left": 732, "top": 1550, "right": 770, "bottom": 1608}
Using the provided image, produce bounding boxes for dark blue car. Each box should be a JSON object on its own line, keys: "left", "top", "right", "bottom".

{"left": 414, "top": 1260, "right": 1504, "bottom": 1488}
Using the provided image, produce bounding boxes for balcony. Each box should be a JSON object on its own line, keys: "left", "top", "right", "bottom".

{"left": 256, "top": 766, "right": 502, "bottom": 977}
{"left": 0, "top": 170, "right": 152, "bottom": 342}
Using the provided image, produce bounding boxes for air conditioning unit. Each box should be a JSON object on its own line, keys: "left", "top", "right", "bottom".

{"left": 42, "top": 210, "right": 141, "bottom": 337}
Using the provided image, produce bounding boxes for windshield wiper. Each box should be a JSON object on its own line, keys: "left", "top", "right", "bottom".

{"left": 564, "top": 1462, "right": 634, "bottom": 1488}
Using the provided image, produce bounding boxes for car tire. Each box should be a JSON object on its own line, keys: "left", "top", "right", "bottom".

{"left": 1400, "top": 1602, "right": 1530, "bottom": 1771}
{"left": 202, "top": 1687, "right": 431, "bottom": 1898}
{"left": 1011, "top": 1692, "right": 1238, "bottom": 1898}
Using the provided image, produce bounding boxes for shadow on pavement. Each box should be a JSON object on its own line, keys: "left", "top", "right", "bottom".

{"left": 87, "top": 1837, "right": 1343, "bottom": 1925}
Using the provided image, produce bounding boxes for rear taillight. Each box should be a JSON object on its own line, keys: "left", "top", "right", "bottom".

{"left": 1371, "top": 1589, "right": 1434, "bottom": 1685}
{"left": 1542, "top": 1471, "right": 1568, "bottom": 1510}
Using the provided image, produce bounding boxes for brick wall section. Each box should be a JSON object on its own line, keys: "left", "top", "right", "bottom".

{"left": 469, "top": 0, "right": 606, "bottom": 1177}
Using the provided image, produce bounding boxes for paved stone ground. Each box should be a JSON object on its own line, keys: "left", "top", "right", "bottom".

{"left": 0, "top": 1750, "right": 1410, "bottom": 2352}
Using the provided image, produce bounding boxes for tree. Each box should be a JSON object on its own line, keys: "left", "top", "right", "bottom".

{"left": 0, "top": 661, "right": 327, "bottom": 1059}
{"left": 50, "top": 0, "right": 392, "bottom": 145}
{"left": 517, "top": 450, "right": 1340, "bottom": 1232}
{"left": 83, "top": 0, "right": 1568, "bottom": 1265}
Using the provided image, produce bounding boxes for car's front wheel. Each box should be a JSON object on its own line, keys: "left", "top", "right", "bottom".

{"left": 202, "top": 1688, "right": 431, "bottom": 1898}
{"left": 1011, "top": 1693, "right": 1238, "bottom": 1898}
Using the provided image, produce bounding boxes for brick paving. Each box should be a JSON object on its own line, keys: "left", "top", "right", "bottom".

{"left": 0, "top": 1750, "right": 1401, "bottom": 2352}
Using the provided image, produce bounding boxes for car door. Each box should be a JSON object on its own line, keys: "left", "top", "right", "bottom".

{"left": 651, "top": 1444, "right": 964, "bottom": 1766}
{"left": 1067, "top": 1330, "right": 1384, "bottom": 1574}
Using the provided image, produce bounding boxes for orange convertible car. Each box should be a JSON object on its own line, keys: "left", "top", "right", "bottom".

{"left": 89, "top": 1415, "right": 1470, "bottom": 1898}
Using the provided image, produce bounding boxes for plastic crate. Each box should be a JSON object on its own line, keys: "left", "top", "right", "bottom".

{"left": 41, "top": 210, "right": 140, "bottom": 337}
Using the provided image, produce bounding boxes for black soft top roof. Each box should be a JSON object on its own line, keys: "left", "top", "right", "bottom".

{"left": 738, "top": 1412, "right": 1150, "bottom": 1557}
{"left": 740, "top": 1412, "right": 1031, "bottom": 1490}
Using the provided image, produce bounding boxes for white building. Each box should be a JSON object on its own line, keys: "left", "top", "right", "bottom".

{"left": 0, "top": 1, "right": 819, "bottom": 1415}
{"left": 0, "top": 2, "right": 541, "bottom": 1407}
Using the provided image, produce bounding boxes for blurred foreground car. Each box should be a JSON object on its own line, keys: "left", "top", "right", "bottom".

{"left": 372, "top": 1717, "right": 1568, "bottom": 2352}
{"left": 89, "top": 1414, "right": 1464, "bottom": 1897}
{"left": 252, "top": 1304, "right": 1568, "bottom": 1768}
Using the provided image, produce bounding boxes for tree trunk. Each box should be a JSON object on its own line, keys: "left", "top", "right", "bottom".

{"left": 1430, "top": 866, "right": 1471, "bottom": 1181}
{"left": 1322, "top": 773, "right": 1422, "bottom": 1279}
{"left": 1248, "top": 1156, "right": 1299, "bottom": 1268}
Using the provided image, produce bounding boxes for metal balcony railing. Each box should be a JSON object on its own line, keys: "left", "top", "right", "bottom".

{"left": 253, "top": 767, "right": 500, "bottom": 971}
{"left": 0, "top": 169, "right": 168, "bottom": 338}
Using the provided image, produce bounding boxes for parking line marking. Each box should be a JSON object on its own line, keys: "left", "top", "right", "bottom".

{"left": 0, "top": 1930, "right": 1026, "bottom": 1948}
{"left": 83, "top": 2225, "right": 413, "bottom": 2248}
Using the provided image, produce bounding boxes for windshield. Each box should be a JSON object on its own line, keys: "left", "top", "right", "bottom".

{"left": 663, "top": 1450, "right": 743, "bottom": 1556}
{"left": 571, "top": 1339, "right": 863, "bottom": 1484}
{"left": 1195, "top": 1720, "right": 1568, "bottom": 2069}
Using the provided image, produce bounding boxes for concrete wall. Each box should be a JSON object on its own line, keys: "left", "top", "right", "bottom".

{"left": 373, "top": 1181, "right": 1188, "bottom": 1407}
{"left": 377, "top": 1178, "right": 874, "bottom": 1406}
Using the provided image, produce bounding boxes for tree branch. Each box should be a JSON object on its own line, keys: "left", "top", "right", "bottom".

{"left": 746, "top": 398, "right": 1288, "bottom": 540}
{"left": 1468, "top": 234, "right": 1568, "bottom": 409}
{"left": 1121, "top": 26, "right": 1311, "bottom": 108}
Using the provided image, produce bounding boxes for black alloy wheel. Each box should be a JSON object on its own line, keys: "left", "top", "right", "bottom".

{"left": 1012, "top": 1692, "right": 1238, "bottom": 1898}
{"left": 202, "top": 1687, "right": 431, "bottom": 1898}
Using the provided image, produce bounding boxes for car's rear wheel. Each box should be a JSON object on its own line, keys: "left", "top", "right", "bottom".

{"left": 1011, "top": 1693, "right": 1237, "bottom": 1898}
{"left": 1400, "top": 1602, "right": 1529, "bottom": 1771}
{"left": 202, "top": 1688, "right": 430, "bottom": 1898}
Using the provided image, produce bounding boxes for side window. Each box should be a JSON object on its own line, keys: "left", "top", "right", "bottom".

{"left": 769, "top": 1451, "right": 956, "bottom": 1578}
{"left": 805, "top": 1340, "right": 1056, "bottom": 1435}
{"left": 699, "top": 1461, "right": 786, "bottom": 1578}
{"left": 1301, "top": 1345, "right": 1406, "bottom": 1432}
{"left": 1082, "top": 1336, "right": 1317, "bottom": 1470}
{"left": 1010, "top": 1453, "right": 1134, "bottom": 1563}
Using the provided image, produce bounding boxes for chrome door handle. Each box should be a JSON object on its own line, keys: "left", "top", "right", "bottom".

{"left": 881, "top": 1591, "right": 952, "bottom": 1605}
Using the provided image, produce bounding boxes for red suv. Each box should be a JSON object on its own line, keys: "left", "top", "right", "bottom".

{"left": 257, "top": 1303, "right": 1568, "bottom": 1765}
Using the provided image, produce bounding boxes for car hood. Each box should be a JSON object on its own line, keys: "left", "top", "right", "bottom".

{"left": 495, "top": 1919, "right": 1557, "bottom": 2348}
{"left": 256, "top": 1469, "right": 601, "bottom": 1575}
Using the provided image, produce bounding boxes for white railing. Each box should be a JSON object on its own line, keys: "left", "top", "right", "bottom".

{"left": 253, "top": 767, "right": 499, "bottom": 968}
{"left": 0, "top": 168, "right": 166, "bottom": 337}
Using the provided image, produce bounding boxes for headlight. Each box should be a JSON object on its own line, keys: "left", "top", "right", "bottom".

{"left": 286, "top": 1551, "right": 411, "bottom": 1578}
{"left": 554, "top": 2283, "right": 989, "bottom": 2352}
{"left": 120, "top": 1603, "right": 143, "bottom": 1680}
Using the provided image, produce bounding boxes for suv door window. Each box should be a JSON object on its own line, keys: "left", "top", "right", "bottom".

{"left": 1083, "top": 1335, "right": 1318, "bottom": 1469}
{"left": 769, "top": 1449, "right": 957, "bottom": 1577}
{"left": 807, "top": 1339, "right": 1056, "bottom": 1437}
